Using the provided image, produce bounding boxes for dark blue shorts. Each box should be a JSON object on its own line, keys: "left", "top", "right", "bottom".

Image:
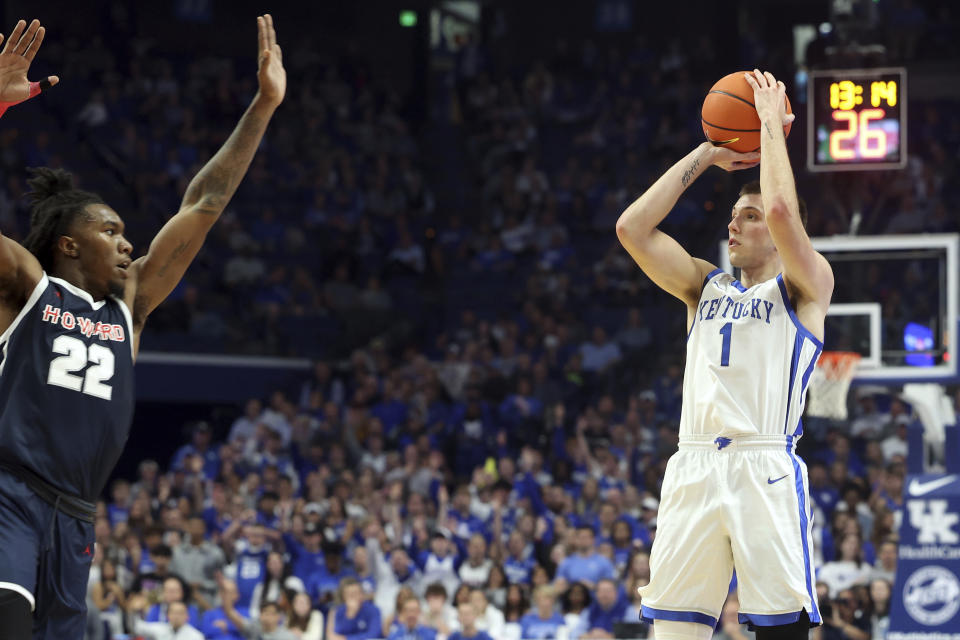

{"left": 0, "top": 469, "right": 95, "bottom": 639}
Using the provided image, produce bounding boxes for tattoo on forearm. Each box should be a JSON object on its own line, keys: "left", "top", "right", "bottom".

{"left": 765, "top": 122, "right": 774, "bottom": 140}
{"left": 182, "top": 105, "right": 269, "bottom": 216}
{"left": 681, "top": 157, "right": 700, "bottom": 187}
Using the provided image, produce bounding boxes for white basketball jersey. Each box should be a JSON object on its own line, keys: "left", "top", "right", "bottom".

{"left": 679, "top": 269, "right": 823, "bottom": 439}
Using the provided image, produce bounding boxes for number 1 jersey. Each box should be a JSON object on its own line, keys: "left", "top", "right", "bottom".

{"left": 680, "top": 270, "right": 823, "bottom": 439}
{"left": 0, "top": 274, "right": 135, "bottom": 501}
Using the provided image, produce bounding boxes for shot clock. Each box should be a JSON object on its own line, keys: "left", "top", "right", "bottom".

{"left": 807, "top": 67, "right": 907, "bottom": 172}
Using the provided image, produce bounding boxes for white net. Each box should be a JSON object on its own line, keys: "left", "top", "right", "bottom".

{"left": 806, "top": 352, "right": 861, "bottom": 420}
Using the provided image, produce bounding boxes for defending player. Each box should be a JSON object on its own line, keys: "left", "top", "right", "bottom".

{"left": 0, "top": 15, "right": 285, "bottom": 639}
{"left": 615, "top": 69, "right": 833, "bottom": 640}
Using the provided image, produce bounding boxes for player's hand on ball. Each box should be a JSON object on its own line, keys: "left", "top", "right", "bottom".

{"left": 256, "top": 14, "right": 285, "bottom": 106}
{"left": 743, "top": 69, "right": 795, "bottom": 127}
{"left": 710, "top": 145, "right": 760, "bottom": 172}
{"left": 0, "top": 19, "right": 58, "bottom": 104}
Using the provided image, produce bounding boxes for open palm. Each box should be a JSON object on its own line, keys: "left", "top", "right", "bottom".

{"left": 256, "top": 14, "right": 285, "bottom": 107}
{"left": 0, "top": 19, "right": 58, "bottom": 104}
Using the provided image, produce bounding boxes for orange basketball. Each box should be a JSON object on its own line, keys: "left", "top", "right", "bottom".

{"left": 701, "top": 71, "right": 792, "bottom": 153}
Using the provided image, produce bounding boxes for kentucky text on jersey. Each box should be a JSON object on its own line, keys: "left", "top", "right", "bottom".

{"left": 697, "top": 296, "right": 775, "bottom": 324}
{"left": 681, "top": 270, "right": 823, "bottom": 439}
{"left": 41, "top": 305, "right": 127, "bottom": 342}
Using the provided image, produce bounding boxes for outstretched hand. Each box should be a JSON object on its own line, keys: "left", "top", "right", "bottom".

{"left": 0, "top": 19, "right": 59, "bottom": 104}
{"left": 256, "top": 14, "right": 285, "bottom": 107}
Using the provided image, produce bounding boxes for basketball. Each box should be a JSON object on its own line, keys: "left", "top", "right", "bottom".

{"left": 701, "top": 71, "right": 793, "bottom": 153}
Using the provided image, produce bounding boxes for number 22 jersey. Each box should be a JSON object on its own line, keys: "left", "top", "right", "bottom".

{"left": 0, "top": 274, "right": 135, "bottom": 501}
{"left": 680, "top": 269, "right": 823, "bottom": 440}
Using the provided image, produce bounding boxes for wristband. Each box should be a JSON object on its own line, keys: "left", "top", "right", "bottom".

{"left": 0, "top": 80, "right": 52, "bottom": 118}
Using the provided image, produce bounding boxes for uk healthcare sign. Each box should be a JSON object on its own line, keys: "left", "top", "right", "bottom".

{"left": 888, "top": 474, "right": 960, "bottom": 640}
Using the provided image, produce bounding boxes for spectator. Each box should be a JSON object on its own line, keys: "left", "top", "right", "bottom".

{"left": 287, "top": 592, "right": 324, "bottom": 640}
{"left": 422, "top": 583, "right": 460, "bottom": 639}
{"left": 230, "top": 399, "right": 264, "bottom": 444}
{"left": 484, "top": 564, "right": 508, "bottom": 611}
{"left": 554, "top": 526, "right": 615, "bottom": 592}
{"left": 228, "top": 524, "right": 271, "bottom": 614}
{"left": 458, "top": 533, "right": 493, "bottom": 589}
{"left": 579, "top": 327, "right": 622, "bottom": 373}
{"left": 503, "top": 531, "right": 536, "bottom": 585}
{"left": 501, "top": 584, "right": 530, "bottom": 627}
{"left": 287, "top": 520, "right": 326, "bottom": 585}
{"left": 448, "top": 601, "right": 493, "bottom": 640}
{"left": 306, "top": 539, "right": 354, "bottom": 607}
{"left": 131, "top": 599, "right": 204, "bottom": 640}
{"left": 224, "top": 599, "right": 298, "bottom": 640}
{"left": 144, "top": 576, "right": 201, "bottom": 628}
{"left": 819, "top": 533, "right": 872, "bottom": 597}
{"left": 868, "top": 578, "right": 892, "bottom": 640}
{"left": 170, "top": 516, "right": 226, "bottom": 608}
{"left": 419, "top": 531, "right": 462, "bottom": 599}
{"left": 869, "top": 539, "right": 897, "bottom": 583}
{"left": 519, "top": 585, "right": 566, "bottom": 639}
{"left": 89, "top": 558, "right": 126, "bottom": 638}
{"left": 171, "top": 422, "right": 221, "bottom": 480}
{"left": 201, "top": 579, "right": 246, "bottom": 640}
{"left": 713, "top": 594, "right": 754, "bottom": 640}
{"left": 131, "top": 543, "right": 176, "bottom": 603}
{"left": 469, "top": 588, "right": 505, "bottom": 639}
{"left": 822, "top": 588, "right": 870, "bottom": 640}
{"left": 250, "top": 551, "right": 306, "bottom": 619}
{"left": 560, "top": 582, "right": 591, "bottom": 632}
{"left": 570, "top": 579, "right": 629, "bottom": 640}
{"left": 326, "top": 578, "right": 382, "bottom": 640}
{"left": 386, "top": 597, "right": 438, "bottom": 640}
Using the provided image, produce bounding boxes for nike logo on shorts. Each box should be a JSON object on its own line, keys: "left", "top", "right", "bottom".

{"left": 767, "top": 475, "right": 788, "bottom": 484}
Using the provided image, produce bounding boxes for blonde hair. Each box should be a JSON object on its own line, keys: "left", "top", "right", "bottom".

{"left": 533, "top": 585, "right": 555, "bottom": 601}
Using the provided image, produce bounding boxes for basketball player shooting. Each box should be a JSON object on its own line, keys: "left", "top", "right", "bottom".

{"left": 0, "top": 15, "right": 285, "bottom": 639}
{"left": 615, "top": 69, "right": 834, "bottom": 640}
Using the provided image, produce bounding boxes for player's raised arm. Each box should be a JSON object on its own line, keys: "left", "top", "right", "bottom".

{"left": 615, "top": 142, "right": 759, "bottom": 308}
{"left": 0, "top": 18, "right": 59, "bottom": 114}
{"left": 746, "top": 69, "right": 833, "bottom": 310}
{"left": 128, "top": 14, "right": 286, "bottom": 327}
{"left": 0, "top": 19, "right": 56, "bottom": 304}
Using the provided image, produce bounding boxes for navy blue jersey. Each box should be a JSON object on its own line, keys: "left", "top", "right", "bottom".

{"left": 0, "top": 275, "right": 135, "bottom": 501}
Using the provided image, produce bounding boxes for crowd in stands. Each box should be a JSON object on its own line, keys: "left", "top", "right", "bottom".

{"left": 81, "top": 358, "right": 959, "bottom": 639}
{"left": 1, "top": 2, "right": 959, "bottom": 640}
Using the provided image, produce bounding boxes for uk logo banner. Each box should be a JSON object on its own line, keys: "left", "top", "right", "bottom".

{"left": 889, "top": 474, "right": 960, "bottom": 640}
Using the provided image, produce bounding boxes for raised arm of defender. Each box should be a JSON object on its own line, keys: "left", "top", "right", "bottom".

{"left": 615, "top": 143, "right": 760, "bottom": 309}
{"left": 745, "top": 70, "right": 833, "bottom": 319}
{"left": 0, "top": 18, "right": 54, "bottom": 326}
{"left": 127, "top": 15, "right": 286, "bottom": 330}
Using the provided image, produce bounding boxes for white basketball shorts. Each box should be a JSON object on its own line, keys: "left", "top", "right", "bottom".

{"left": 638, "top": 434, "right": 821, "bottom": 628}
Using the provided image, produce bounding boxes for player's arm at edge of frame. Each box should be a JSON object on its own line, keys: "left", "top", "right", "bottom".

{"left": 750, "top": 70, "right": 834, "bottom": 315}
{"left": 0, "top": 228, "right": 42, "bottom": 308}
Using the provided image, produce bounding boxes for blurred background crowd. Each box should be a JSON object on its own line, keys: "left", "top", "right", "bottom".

{"left": 1, "top": 0, "right": 959, "bottom": 638}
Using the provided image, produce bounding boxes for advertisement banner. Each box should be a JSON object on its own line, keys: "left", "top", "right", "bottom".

{"left": 888, "top": 474, "right": 960, "bottom": 640}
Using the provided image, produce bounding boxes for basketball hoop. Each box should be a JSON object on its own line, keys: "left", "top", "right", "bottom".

{"left": 806, "top": 351, "right": 861, "bottom": 420}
